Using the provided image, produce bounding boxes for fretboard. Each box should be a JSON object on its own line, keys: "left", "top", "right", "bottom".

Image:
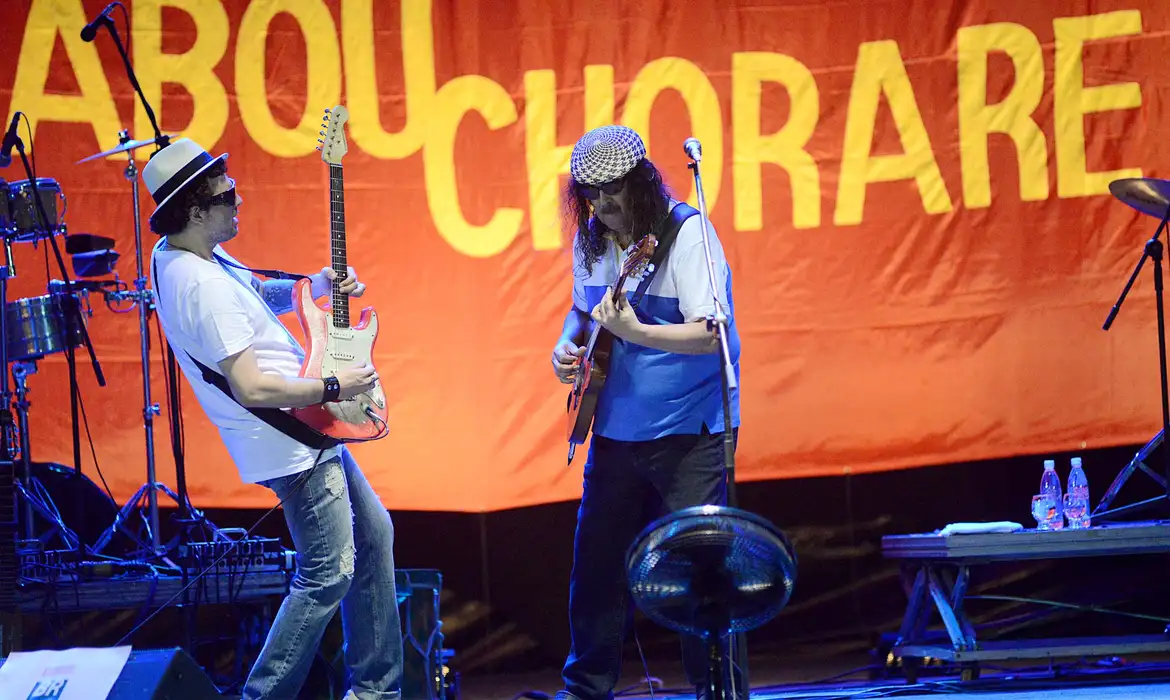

{"left": 585, "top": 275, "right": 631, "bottom": 357}
{"left": 329, "top": 162, "right": 349, "bottom": 328}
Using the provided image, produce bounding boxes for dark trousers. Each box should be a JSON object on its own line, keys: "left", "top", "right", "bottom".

{"left": 561, "top": 428, "right": 748, "bottom": 700}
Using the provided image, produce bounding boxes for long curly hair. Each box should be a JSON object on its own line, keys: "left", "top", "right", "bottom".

{"left": 565, "top": 158, "right": 671, "bottom": 275}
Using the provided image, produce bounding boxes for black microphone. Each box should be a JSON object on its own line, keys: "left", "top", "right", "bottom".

{"left": 0, "top": 111, "right": 21, "bottom": 168}
{"left": 80, "top": 2, "right": 118, "bottom": 42}
{"left": 683, "top": 137, "right": 702, "bottom": 162}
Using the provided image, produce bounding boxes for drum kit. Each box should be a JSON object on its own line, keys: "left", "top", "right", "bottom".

{"left": 0, "top": 170, "right": 87, "bottom": 546}
{"left": 1, "top": 128, "right": 213, "bottom": 561}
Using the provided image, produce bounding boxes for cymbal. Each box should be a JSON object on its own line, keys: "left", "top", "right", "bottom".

{"left": 76, "top": 135, "right": 174, "bottom": 164}
{"left": 1110, "top": 178, "right": 1170, "bottom": 219}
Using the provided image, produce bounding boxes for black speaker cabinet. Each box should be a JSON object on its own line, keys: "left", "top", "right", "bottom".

{"left": 0, "top": 647, "right": 222, "bottom": 699}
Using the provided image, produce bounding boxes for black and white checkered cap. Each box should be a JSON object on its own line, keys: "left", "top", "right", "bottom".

{"left": 570, "top": 125, "right": 647, "bottom": 186}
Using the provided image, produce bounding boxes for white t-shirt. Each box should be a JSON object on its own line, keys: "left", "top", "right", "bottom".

{"left": 149, "top": 238, "right": 339, "bottom": 483}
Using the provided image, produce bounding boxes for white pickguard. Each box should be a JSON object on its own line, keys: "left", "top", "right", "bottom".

{"left": 313, "top": 311, "right": 386, "bottom": 425}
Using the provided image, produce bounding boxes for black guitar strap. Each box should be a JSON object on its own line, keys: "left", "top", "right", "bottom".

{"left": 627, "top": 201, "right": 699, "bottom": 309}
{"left": 151, "top": 253, "right": 342, "bottom": 450}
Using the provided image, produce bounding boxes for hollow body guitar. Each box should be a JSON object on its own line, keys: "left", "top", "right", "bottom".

{"left": 289, "top": 105, "right": 388, "bottom": 441}
{"left": 565, "top": 235, "right": 657, "bottom": 463}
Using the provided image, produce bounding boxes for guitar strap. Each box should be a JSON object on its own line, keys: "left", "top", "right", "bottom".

{"left": 212, "top": 253, "right": 309, "bottom": 281}
{"left": 627, "top": 201, "right": 699, "bottom": 310}
{"left": 151, "top": 253, "right": 343, "bottom": 450}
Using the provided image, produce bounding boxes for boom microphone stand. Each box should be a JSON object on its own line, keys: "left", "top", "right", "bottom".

{"left": 683, "top": 137, "right": 747, "bottom": 697}
{"left": 81, "top": 6, "right": 215, "bottom": 560}
{"left": 1097, "top": 178, "right": 1170, "bottom": 522}
{"left": 82, "top": 5, "right": 210, "bottom": 649}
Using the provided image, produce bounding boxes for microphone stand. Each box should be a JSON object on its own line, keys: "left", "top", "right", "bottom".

{"left": 686, "top": 148, "right": 738, "bottom": 506}
{"left": 1097, "top": 200, "right": 1170, "bottom": 521}
{"left": 88, "top": 12, "right": 198, "bottom": 652}
{"left": 686, "top": 143, "right": 746, "bottom": 700}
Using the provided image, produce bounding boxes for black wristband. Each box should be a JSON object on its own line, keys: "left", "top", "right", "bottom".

{"left": 322, "top": 376, "right": 341, "bottom": 403}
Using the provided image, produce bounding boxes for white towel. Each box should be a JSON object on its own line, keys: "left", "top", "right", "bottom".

{"left": 938, "top": 521, "right": 1024, "bottom": 536}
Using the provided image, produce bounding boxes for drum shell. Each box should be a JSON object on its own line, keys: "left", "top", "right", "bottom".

{"left": 7, "top": 178, "right": 65, "bottom": 236}
{"left": 4, "top": 294, "right": 85, "bottom": 362}
{"left": 0, "top": 178, "right": 12, "bottom": 233}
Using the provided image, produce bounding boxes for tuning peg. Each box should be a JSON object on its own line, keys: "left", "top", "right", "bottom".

{"left": 320, "top": 130, "right": 325, "bottom": 136}
{"left": 324, "top": 108, "right": 331, "bottom": 113}
{"left": 317, "top": 138, "right": 324, "bottom": 144}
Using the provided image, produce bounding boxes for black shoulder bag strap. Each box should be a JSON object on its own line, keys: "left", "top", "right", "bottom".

{"left": 628, "top": 202, "right": 699, "bottom": 309}
{"left": 152, "top": 254, "right": 342, "bottom": 450}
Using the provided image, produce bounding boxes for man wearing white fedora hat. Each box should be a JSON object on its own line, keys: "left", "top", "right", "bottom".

{"left": 550, "top": 125, "right": 745, "bottom": 700}
{"left": 143, "top": 137, "right": 402, "bottom": 700}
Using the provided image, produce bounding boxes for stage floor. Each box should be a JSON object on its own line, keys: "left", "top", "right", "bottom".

{"left": 752, "top": 682, "right": 1170, "bottom": 699}
{"left": 454, "top": 651, "right": 1170, "bottom": 700}
{"left": 458, "top": 678, "right": 1170, "bottom": 700}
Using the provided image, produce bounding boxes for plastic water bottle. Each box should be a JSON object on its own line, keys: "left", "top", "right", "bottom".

{"left": 1040, "top": 460, "right": 1064, "bottom": 530}
{"left": 1067, "top": 457, "right": 1090, "bottom": 529}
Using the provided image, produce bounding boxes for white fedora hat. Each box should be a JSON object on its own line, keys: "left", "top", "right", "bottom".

{"left": 142, "top": 137, "right": 229, "bottom": 212}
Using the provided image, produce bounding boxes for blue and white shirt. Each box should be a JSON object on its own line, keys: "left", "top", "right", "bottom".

{"left": 572, "top": 204, "right": 741, "bottom": 442}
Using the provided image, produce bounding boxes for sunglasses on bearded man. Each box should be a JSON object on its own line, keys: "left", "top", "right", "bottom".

{"left": 580, "top": 177, "right": 626, "bottom": 201}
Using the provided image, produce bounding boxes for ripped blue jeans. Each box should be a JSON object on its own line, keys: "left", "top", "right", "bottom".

{"left": 242, "top": 449, "right": 403, "bottom": 700}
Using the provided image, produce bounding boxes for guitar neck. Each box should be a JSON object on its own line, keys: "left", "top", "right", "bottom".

{"left": 328, "top": 162, "right": 349, "bottom": 328}
{"left": 584, "top": 275, "right": 632, "bottom": 356}
{"left": 584, "top": 321, "right": 603, "bottom": 356}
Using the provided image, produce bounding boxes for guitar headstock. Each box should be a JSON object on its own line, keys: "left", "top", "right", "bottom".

{"left": 619, "top": 234, "right": 658, "bottom": 281}
{"left": 317, "top": 105, "right": 350, "bottom": 165}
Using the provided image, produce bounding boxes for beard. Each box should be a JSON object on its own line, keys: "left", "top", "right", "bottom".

{"left": 596, "top": 205, "right": 627, "bottom": 233}
{"left": 214, "top": 215, "right": 239, "bottom": 243}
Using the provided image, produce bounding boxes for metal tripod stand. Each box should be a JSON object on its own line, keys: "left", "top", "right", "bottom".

{"left": 11, "top": 360, "right": 81, "bottom": 552}
{"left": 90, "top": 131, "right": 221, "bottom": 557}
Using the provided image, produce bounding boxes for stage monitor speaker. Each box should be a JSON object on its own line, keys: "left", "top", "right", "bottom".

{"left": 0, "top": 647, "right": 222, "bottom": 699}
{"left": 397, "top": 569, "right": 449, "bottom": 700}
{"left": 27, "top": 462, "right": 124, "bottom": 554}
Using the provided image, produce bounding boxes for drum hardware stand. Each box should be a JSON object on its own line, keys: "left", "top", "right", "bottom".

{"left": 89, "top": 130, "right": 165, "bottom": 556}
{"left": 1099, "top": 178, "right": 1170, "bottom": 522}
{"left": 6, "top": 116, "right": 108, "bottom": 565}
{"left": 1, "top": 221, "right": 18, "bottom": 562}
{"left": 91, "top": 130, "right": 224, "bottom": 559}
{"left": 10, "top": 361, "right": 80, "bottom": 552}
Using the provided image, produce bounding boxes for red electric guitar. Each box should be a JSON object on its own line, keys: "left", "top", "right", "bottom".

{"left": 289, "top": 105, "right": 389, "bottom": 441}
{"left": 565, "top": 234, "right": 657, "bottom": 463}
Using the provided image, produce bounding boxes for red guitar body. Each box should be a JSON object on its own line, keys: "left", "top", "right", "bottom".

{"left": 289, "top": 277, "right": 388, "bottom": 440}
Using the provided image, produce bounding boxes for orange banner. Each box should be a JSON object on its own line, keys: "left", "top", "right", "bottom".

{"left": 0, "top": 0, "right": 1167, "bottom": 512}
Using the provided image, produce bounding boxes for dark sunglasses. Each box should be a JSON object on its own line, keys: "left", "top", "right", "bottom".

{"left": 205, "top": 186, "right": 236, "bottom": 208}
{"left": 580, "top": 178, "right": 625, "bottom": 201}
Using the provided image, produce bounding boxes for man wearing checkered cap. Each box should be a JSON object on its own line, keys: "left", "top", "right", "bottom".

{"left": 551, "top": 125, "right": 745, "bottom": 700}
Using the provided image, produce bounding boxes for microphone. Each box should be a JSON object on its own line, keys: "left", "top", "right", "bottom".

{"left": 0, "top": 112, "right": 21, "bottom": 168}
{"left": 683, "top": 137, "right": 702, "bottom": 162}
{"left": 80, "top": 2, "right": 118, "bottom": 42}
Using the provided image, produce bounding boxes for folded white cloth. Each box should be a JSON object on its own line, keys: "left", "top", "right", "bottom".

{"left": 938, "top": 521, "right": 1024, "bottom": 536}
